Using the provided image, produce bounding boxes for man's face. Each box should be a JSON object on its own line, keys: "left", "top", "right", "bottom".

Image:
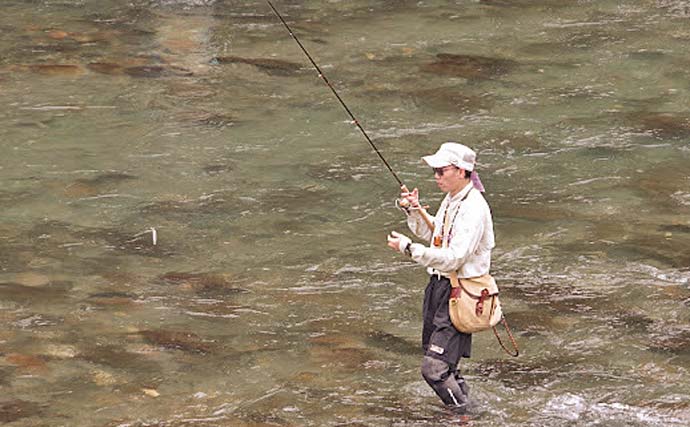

{"left": 433, "top": 165, "right": 463, "bottom": 192}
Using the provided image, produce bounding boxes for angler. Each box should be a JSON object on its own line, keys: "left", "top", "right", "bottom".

{"left": 387, "top": 143, "right": 493, "bottom": 410}
{"left": 266, "top": 0, "right": 517, "bottom": 413}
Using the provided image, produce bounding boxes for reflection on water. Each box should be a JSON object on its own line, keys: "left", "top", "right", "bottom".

{"left": 1, "top": 0, "right": 689, "bottom": 425}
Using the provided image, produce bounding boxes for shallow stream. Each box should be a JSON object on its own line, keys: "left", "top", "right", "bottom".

{"left": 1, "top": 1, "right": 690, "bottom": 426}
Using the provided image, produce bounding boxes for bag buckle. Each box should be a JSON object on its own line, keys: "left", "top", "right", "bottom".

{"left": 475, "top": 288, "right": 489, "bottom": 316}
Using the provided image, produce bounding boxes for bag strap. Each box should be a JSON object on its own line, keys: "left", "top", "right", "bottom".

{"left": 444, "top": 189, "right": 518, "bottom": 357}
{"left": 449, "top": 271, "right": 460, "bottom": 288}
{"left": 492, "top": 317, "right": 519, "bottom": 357}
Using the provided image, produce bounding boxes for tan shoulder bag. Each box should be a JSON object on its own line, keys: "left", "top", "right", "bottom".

{"left": 441, "top": 194, "right": 519, "bottom": 356}
{"left": 448, "top": 273, "right": 502, "bottom": 333}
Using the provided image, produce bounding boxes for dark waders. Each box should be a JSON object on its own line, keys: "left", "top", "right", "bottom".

{"left": 421, "top": 274, "right": 471, "bottom": 409}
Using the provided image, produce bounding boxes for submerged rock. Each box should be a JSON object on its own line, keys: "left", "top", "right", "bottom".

{"left": 165, "top": 82, "right": 217, "bottom": 99}
{"left": 507, "top": 278, "right": 609, "bottom": 315}
{"left": 46, "top": 30, "right": 70, "bottom": 40}
{"left": 138, "top": 192, "right": 240, "bottom": 220}
{"left": 79, "top": 344, "right": 161, "bottom": 370}
{"left": 64, "top": 172, "right": 136, "bottom": 198}
{"left": 91, "top": 369, "right": 119, "bottom": 387}
{"left": 79, "top": 172, "right": 136, "bottom": 186}
{"left": 609, "top": 235, "right": 690, "bottom": 268}
{"left": 139, "top": 329, "right": 212, "bottom": 354}
{"left": 202, "top": 163, "right": 233, "bottom": 175}
{"left": 87, "top": 291, "right": 139, "bottom": 306}
{"left": 123, "top": 65, "right": 165, "bottom": 78}
{"left": 5, "top": 353, "right": 48, "bottom": 373}
{"left": 157, "top": 272, "right": 247, "bottom": 295}
{"left": 410, "top": 87, "right": 490, "bottom": 112}
{"left": 22, "top": 64, "right": 84, "bottom": 76}
{"left": 658, "top": 224, "right": 690, "bottom": 234}
{"left": 311, "top": 345, "right": 375, "bottom": 372}
{"left": 42, "top": 344, "right": 78, "bottom": 359}
{"left": 637, "top": 161, "right": 689, "bottom": 200}
{"left": 628, "top": 112, "right": 690, "bottom": 139}
{"left": 0, "top": 400, "right": 41, "bottom": 423}
{"left": 63, "top": 181, "right": 99, "bottom": 198}
{"left": 610, "top": 310, "right": 655, "bottom": 331}
{"left": 422, "top": 53, "right": 517, "bottom": 79}
{"left": 472, "top": 357, "right": 574, "bottom": 389}
{"left": 174, "top": 110, "right": 234, "bottom": 128}
{"left": 43, "top": 29, "right": 111, "bottom": 44}
{"left": 87, "top": 62, "right": 124, "bottom": 75}
{"left": 307, "top": 333, "right": 377, "bottom": 371}
{"left": 0, "top": 368, "right": 10, "bottom": 386}
{"left": 648, "top": 328, "right": 690, "bottom": 355}
{"left": 121, "top": 65, "right": 193, "bottom": 78}
{"left": 231, "top": 410, "right": 292, "bottom": 427}
{"left": 212, "top": 56, "right": 303, "bottom": 76}
{"left": 365, "top": 330, "right": 419, "bottom": 356}
{"left": 566, "top": 28, "right": 625, "bottom": 50}
{"left": 480, "top": 0, "right": 538, "bottom": 6}
{"left": 0, "top": 281, "right": 72, "bottom": 304}
{"left": 12, "top": 272, "right": 51, "bottom": 287}
{"left": 503, "top": 309, "right": 572, "bottom": 337}
{"left": 13, "top": 313, "right": 63, "bottom": 329}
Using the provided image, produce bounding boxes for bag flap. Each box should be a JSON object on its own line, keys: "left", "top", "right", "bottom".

{"left": 459, "top": 274, "right": 499, "bottom": 297}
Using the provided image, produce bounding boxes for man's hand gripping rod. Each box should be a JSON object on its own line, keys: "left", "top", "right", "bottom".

{"left": 399, "top": 185, "right": 435, "bottom": 231}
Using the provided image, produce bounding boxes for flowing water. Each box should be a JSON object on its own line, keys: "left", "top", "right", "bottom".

{"left": 1, "top": 0, "right": 690, "bottom": 425}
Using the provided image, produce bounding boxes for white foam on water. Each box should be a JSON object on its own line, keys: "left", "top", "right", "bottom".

{"left": 542, "top": 393, "right": 587, "bottom": 421}
{"left": 591, "top": 401, "right": 688, "bottom": 426}
{"left": 671, "top": 191, "right": 690, "bottom": 206}
{"left": 369, "top": 122, "right": 466, "bottom": 139}
{"left": 540, "top": 393, "right": 690, "bottom": 426}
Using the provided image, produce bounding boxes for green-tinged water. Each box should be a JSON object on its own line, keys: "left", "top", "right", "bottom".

{"left": 1, "top": 0, "right": 689, "bottom": 426}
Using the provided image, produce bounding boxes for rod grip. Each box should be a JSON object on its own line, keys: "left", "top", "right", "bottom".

{"left": 399, "top": 185, "right": 434, "bottom": 231}
{"left": 399, "top": 184, "right": 410, "bottom": 208}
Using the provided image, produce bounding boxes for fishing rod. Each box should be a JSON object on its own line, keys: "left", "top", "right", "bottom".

{"left": 265, "top": 0, "right": 403, "bottom": 187}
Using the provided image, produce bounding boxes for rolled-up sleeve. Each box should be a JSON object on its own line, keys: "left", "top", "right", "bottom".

{"left": 406, "top": 209, "right": 435, "bottom": 243}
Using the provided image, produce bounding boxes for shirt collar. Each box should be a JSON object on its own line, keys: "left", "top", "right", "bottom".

{"left": 449, "top": 182, "right": 473, "bottom": 203}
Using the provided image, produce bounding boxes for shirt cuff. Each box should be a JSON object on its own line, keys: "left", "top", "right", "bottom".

{"left": 409, "top": 243, "right": 425, "bottom": 261}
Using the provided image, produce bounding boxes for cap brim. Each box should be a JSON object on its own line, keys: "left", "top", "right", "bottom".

{"left": 422, "top": 154, "right": 452, "bottom": 168}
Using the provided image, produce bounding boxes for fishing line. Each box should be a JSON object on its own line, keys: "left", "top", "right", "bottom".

{"left": 266, "top": 0, "right": 403, "bottom": 186}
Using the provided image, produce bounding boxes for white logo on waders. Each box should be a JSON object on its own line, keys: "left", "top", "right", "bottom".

{"left": 430, "top": 344, "right": 444, "bottom": 355}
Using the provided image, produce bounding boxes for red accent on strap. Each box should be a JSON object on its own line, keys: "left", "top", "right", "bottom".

{"left": 450, "top": 287, "right": 461, "bottom": 299}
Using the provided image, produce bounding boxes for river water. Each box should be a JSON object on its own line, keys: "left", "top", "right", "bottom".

{"left": 1, "top": 0, "right": 689, "bottom": 426}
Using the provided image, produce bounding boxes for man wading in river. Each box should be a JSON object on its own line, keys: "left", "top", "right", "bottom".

{"left": 386, "top": 142, "right": 494, "bottom": 410}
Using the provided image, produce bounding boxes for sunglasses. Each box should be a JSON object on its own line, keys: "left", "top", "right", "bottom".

{"left": 432, "top": 166, "right": 457, "bottom": 176}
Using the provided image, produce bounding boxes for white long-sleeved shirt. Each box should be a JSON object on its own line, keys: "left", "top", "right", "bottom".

{"left": 405, "top": 182, "right": 495, "bottom": 278}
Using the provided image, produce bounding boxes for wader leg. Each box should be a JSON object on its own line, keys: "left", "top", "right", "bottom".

{"left": 420, "top": 356, "right": 468, "bottom": 409}
{"left": 454, "top": 370, "right": 469, "bottom": 397}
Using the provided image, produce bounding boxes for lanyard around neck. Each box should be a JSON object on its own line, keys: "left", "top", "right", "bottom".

{"left": 440, "top": 188, "right": 472, "bottom": 248}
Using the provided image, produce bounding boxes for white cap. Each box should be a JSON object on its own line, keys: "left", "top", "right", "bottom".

{"left": 422, "top": 142, "right": 476, "bottom": 171}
